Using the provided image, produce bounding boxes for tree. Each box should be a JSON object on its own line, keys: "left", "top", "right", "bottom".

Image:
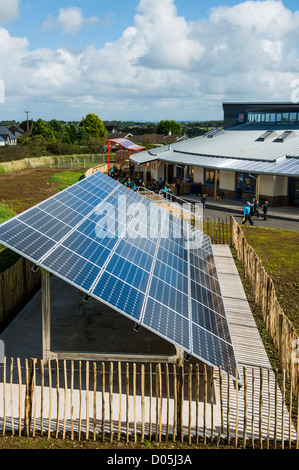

{"left": 32, "top": 119, "right": 55, "bottom": 142}
{"left": 82, "top": 113, "right": 107, "bottom": 140}
{"left": 156, "top": 120, "right": 182, "bottom": 135}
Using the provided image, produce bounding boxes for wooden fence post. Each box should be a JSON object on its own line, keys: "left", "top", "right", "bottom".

{"left": 176, "top": 358, "right": 184, "bottom": 443}
{"left": 24, "top": 357, "right": 35, "bottom": 436}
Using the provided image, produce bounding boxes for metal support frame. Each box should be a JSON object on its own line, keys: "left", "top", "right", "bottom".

{"left": 41, "top": 269, "right": 185, "bottom": 364}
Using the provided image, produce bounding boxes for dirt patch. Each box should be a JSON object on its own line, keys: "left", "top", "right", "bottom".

{"left": 0, "top": 168, "right": 80, "bottom": 214}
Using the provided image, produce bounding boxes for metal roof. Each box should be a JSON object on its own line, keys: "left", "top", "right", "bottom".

{"left": 0, "top": 127, "right": 17, "bottom": 140}
{"left": 106, "top": 137, "right": 145, "bottom": 152}
{"left": 130, "top": 128, "right": 299, "bottom": 177}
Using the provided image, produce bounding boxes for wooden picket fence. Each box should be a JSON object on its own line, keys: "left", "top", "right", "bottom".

{"left": 0, "top": 258, "right": 41, "bottom": 331}
{"left": 0, "top": 357, "right": 298, "bottom": 448}
{"left": 202, "top": 216, "right": 231, "bottom": 245}
{"left": 230, "top": 216, "right": 299, "bottom": 397}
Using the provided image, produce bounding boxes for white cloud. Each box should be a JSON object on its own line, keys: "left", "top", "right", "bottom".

{"left": 2, "top": 0, "right": 299, "bottom": 121}
{"left": 43, "top": 7, "right": 100, "bottom": 34}
{"left": 0, "top": 0, "right": 21, "bottom": 24}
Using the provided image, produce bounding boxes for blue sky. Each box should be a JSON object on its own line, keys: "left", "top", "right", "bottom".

{"left": 1, "top": 0, "right": 299, "bottom": 123}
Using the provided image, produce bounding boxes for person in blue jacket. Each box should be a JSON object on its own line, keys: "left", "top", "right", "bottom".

{"left": 242, "top": 201, "right": 254, "bottom": 225}
{"left": 262, "top": 201, "right": 268, "bottom": 221}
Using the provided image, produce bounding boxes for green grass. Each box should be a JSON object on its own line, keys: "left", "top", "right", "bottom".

{"left": 0, "top": 202, "right": 16, "bottom": 224}
{"left": 49, "top": 171, "right": 85, "bottom": 190}
{"left": 0, "top": 203, "right": 20, "bottom": 271}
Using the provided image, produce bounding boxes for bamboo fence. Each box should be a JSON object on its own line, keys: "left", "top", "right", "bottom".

{"left": 0, "top": 258, "right": 41, "bottom": 330}
{"left": 230, "top": 216, "right": 299, "bottom": 397}
{"left": 0, "top": 358, "right": 298, "bottom": 448}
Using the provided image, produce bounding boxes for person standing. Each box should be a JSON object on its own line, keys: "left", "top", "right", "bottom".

{"left": 201, "top": 193, "right": 207, "bottom": 209}
{"left": 252, "top": 198, "right": 260, "bottom": 218}
{"left": 262, "top": 201, "right": 268, "bottom": 220}
{"left": 242, "top": 201, "right": 254, "bottom": 225}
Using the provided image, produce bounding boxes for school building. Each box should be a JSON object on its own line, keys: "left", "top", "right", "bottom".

{"left": 130, "top": 102, "right": 299, "bottom": 207}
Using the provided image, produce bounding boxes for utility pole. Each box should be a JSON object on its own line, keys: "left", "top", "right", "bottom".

{"left": 24, "top": 110, "right": 30, "bottom": 133}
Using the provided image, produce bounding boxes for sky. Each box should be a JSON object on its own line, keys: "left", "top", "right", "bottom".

{"left": 1, "top": 0, "right": 299, "bottom": 123}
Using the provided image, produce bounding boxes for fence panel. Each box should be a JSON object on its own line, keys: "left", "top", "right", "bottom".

{"left": 0, "top": 258, "right": 41, "bottom": 330}
{"left": 0, "top": 358, "right": 297, "bottom": 448}
{"left": 230, "top": 216, "right": 299, "bottom": 398}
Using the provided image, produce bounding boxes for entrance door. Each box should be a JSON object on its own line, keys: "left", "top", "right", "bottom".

{"left": 164, "top": 164, "right": 174, "bottom": 184}
{"left": 288, "top": 178, "right": 299, "bottom": 207}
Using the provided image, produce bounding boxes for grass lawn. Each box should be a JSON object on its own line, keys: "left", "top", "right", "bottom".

{"left": 0, "top": 202, "right": 16, "bottom": 224}
{"left": 0, "top": 203, "right": 21, "bottom": 272}
{"left": 49, "top": 170, "right": 85, "bottom": 190}
{"left": 241, "top": 225, "right": 299, "bottom": 334}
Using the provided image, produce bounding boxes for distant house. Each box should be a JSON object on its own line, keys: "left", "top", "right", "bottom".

{"left": 9, "top": 125, "right": 24, "bottom": 138}
{"left": 129, "top": 133, "right": 188, "bottom": 147}
{"left": 0, "top": 126, "right": 17, "bottom": 145}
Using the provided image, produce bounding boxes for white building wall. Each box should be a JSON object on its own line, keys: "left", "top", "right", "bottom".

{"left": 219, "top": 170, "right": 235, "bottom": 191}
{"left": 273, "top": 176, "right": 288, "bottom": 197}
{"left": 193, "top": 167, "right": 204, "bottom": 183}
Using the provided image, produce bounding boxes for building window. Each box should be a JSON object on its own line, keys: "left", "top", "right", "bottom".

{"left": 204, "top": 169, "right": 219, "bottom": 187}
{"left": 290, "top": 112, "right": 297, "bottom": 122}
{"left": 246, "top": 111, "right": 299, "bottom": 124}
{"left": 238, "top": 173, "right": 256, "bottom": 193}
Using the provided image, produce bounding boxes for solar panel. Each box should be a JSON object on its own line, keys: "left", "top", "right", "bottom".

{"left": 0, "top": 171, "right": 238, "bottom": 378}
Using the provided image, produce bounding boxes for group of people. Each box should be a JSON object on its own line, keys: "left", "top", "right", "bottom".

{"left": 242, "top": 198, "right": 268, "bottom": 225}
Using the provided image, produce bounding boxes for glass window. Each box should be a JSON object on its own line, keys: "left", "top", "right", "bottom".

{"left": 276, "top": 113, "right": 282, "bottom": 122}
{"left": 290, "top": 112, "right": 296, "bottom": 122}
{"left": 242, "top": 173, "right": 256, "bottom": 193}
{"left": 282, "top": 113, "right": 289, "bottom": 122}
{"left": 260, "top": 114, "right": 265, "bottom": 122}
{"left": 265, "top": 113, "right": 270, "bottom": 122}
{"left": 204, "top": 169, "right": 214, "bottom": 185}
{"left": 204, "top": 169, "right": 219, "bottom": 187}
{"left": 270, "top": 113, "right": 276, "bottom": 122}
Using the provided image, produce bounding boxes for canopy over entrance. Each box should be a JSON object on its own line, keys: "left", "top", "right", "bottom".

{"left": 106, "top": 138, "right": 145, "bottom": 171}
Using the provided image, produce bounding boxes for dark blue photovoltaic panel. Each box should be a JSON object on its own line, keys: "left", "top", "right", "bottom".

{"left": 156, "top": 246, "right": 188, "bottom": 276}
{"left": 18, "top": 207, "right": 72, "bottom": 242}
{"left": 0, "top": 218, "right": 56, "bottom": 262}
{"left": 92, "top": 271, "right": 145, "bottom": 321}
{"left": 115, "top": 239, "right": 153, "bottom": 272}
{"left": 148, "top": 276, "right": 189, "bottom": 318}
{"left": 153, "top": 260, "right": 188, "bottom": 293}
{"left": 143, "top": 297, "right": 190, "bottom": 351}
{"left": 53, "top": 191, "right": 94, "bottom": 216}
{"left": 38, "top": 199, "right": 84, "bottom": 227}
{"left": 61, "top": 231, "right": 112, "bottom": 267}
{"left": 0, "top": 170, "right": 239, "bottom": 378}
{"left": 191, "top": 299, "right": 231, "bottom": 342}
{"left": 41, "top": 245, "right": 102, "bottom": 292}
{"left": 105, "top": 254, "right": 150, "bottom": 292}
{"left": 190, "top": 265, "right": 222, "bottom": 296}
{"left": 192, "top": 323, "right": 236, "bottom": 376}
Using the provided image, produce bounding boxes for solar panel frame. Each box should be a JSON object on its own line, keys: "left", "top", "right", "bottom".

{"left": 0, "top": 170, "right": 239, "bottom": 379}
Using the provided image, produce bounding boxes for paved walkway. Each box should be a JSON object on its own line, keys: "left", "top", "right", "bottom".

{"left": 213, "top": 245, "right": 297, "bottom": 443}
{"left": 183, "top": 195, "right": 299, "bottom": 221}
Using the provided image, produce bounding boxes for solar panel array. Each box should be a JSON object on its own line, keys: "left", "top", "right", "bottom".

{"left": 0, "top": 171, "right": 238, "bottom": 377}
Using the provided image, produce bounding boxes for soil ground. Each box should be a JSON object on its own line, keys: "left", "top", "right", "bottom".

{"left": 0, "top": 168, "right": 82, "bottom": 214}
